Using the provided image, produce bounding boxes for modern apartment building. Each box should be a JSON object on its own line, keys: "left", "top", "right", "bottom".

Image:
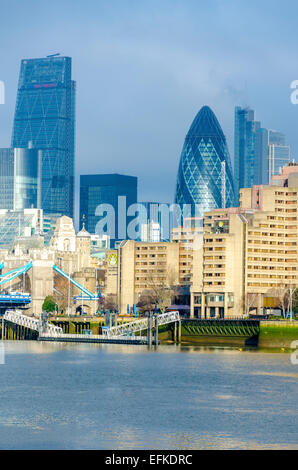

{"left": 113, "top": 223, "right": 204, "bottom": 314}
{"left": 191, "top": 163, "right": 298, "bottom": 318}
{"left": 117, "top": 240, "right": 180, "bottom": 313}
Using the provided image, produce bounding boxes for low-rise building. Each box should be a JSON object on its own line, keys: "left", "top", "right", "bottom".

{"left": 117, "top": 240, "right": 180, "bottom": 313}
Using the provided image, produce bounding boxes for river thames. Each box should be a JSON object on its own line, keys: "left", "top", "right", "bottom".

{"left": 0, "top": 341, "right": 297, "bottom": 450}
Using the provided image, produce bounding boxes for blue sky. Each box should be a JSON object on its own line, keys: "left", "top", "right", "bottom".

{"left": 0, "top": 0, "right": 298, "bottom": 221}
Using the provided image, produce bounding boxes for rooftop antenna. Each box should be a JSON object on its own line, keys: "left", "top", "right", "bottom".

{"left": 46, "top": 53, "right": 60, "bottom": 58}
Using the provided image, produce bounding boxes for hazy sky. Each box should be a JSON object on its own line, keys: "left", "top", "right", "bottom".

{"left": 1, "top": 0, "right": 298, "bottom": 223}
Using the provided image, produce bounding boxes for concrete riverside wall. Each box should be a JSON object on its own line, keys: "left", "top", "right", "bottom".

{"left": 159, "top": 320, "right": 298, "bottom": 348}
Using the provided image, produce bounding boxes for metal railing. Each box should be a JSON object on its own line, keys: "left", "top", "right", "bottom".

{"left": 3, "top": 309, "right": 63, "bottom": 336}
{"left": 102, "top": 311, "right": 180, "bottom": 338}
{"left": 39, "top": 332, "right": 147, "bottom": 341}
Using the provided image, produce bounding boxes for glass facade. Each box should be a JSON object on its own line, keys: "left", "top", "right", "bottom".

{"left": 234, "top": 107, "right": 259, "bottom": 198}
{"left": 268, "top": 130, "right": 290, "bottom": 183}
{"left": 0, "top": 149, "right": 14, "bottom": 209}
{"left": 0, "top": 208, "right": 43, "bottom": 249}
{"left": 80, "top": 174, "right": 138, "bottom": 247}
{"left": 175, "top": 106, "right": 235, "bottom": 217}
{"left": 11, "top": 56, "right": 75, "bottom": 217}
{"left": 254, "top": 127, "right": 269, "bottom": 185}
{"left": 254, "top": 128, "right": 290, "bottom": 185}
{"left": 0, "top": 146, "right": 42, "bottom": 211}
{"left": 14, "top": 147, "right": 42, "bottom": 210}
{"left": 235, "top": 107, "right": 290, "bottom": 189}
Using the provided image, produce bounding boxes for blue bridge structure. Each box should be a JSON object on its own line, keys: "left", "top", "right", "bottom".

{"left": 0, "top": 261, "right": 101, "bottom": 315}
{"left": 53, "top": 264, "right": 101, "bottom": 302}
{"left": 0, "top": 262, "right": 32, "bottom": 312}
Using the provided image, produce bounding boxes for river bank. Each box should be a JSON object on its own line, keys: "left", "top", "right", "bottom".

{"left": 1, "top": 317, "right": 297, "bottom": 349}
{"left": 159, "top": 320, "right": 298, "bottom": 349}
{"left": 258, "top": 321, "right": 298, "bottom": 348}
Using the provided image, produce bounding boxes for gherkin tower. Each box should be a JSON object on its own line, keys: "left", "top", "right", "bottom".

{"left": 175, "top": 106, "right": 235, "bottom": 216}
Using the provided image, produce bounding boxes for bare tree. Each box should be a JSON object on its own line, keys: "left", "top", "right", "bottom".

{"left": 53, "top": 275, "right": 70, "bottom": 314}
{"left": 243, "top": 292, "right": 258, "bottom": 317}
{"left": 268, "top": 287, "right": 290, "bottom": 319}
{"left": 141, "top": 267, "right": 178, "bottom": 313}
{"left": 137, "top": 290, "right": 155, "bottom": 314}
{"left": 286, "top": 284, "right": 297, "bottom": 320}
{"left": 103, "top": 294, "right": 117, "bottom": 311}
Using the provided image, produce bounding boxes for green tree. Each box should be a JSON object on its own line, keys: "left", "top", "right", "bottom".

{"left": 42, "top": 295, "right": 57, "bottom": 313}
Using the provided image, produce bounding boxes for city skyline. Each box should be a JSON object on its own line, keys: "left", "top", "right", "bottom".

{"left": 1, "top": 0, "right": 298, "bottom": 222}
{"left": 3, "top": 53, "right": 296, "bottom": 233}
{"left": 0, "top": 1, "right": 297, "bottom": 455}
{"left": 1, "top": 56, "right": 294, "bottom": 237}
{"left": 1, "top": 52, "right": 294, "bottom": 224}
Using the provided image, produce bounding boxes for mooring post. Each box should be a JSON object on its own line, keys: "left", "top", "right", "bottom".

{"left": 1, "top": 317, "right": 4, "bottom": 340}
{"left": 174, "top": 321, "right": 177, "bottom": 343}
{"left": 178, "top": 320, "right": 181, "bottom": 343}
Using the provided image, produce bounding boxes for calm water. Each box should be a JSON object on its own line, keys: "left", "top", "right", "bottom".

{"left": 0, "top": 341, "right": 297, "bottom": 450}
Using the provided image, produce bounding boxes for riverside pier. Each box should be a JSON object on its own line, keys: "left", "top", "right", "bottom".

{"left": 0, "top": 310, "right": 181, "bottom": 346}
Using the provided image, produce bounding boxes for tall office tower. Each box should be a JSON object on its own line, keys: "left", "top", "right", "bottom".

{"left": 254, "top": 127, "right": 269, "bottom": 185}
{"left": 254, "top": 128, "right": 290, "bottom": 185}
{"left": 0, "top": 145, "right": 42, "bottom": 210}
{"left": 175, "top": 106, "right": 235, "bottom": 218}
{"left": 234, "top": 106, "right": 259, "bottom": 198}
{"left": 268, "top": 130, "right": 290, "bottom": 183}
{"left": 80, "top": 174, "right": 137, "bottom": 247}
{"left": 11, "top": 55, "right": 75, "bottom": 217}
{"left": 235, "top": 107, "right": 290, "bottom": 189}
{"left": 0, "top": 148, "right": 14, "bottom": 209}
{"left": 13, "top": 145, "right": 42, "bottom": 210}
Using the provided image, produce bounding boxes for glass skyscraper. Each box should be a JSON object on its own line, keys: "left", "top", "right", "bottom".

{"left": 175, "top": 106, "right": 235, "bottom": 217}
{"left": 80, "top": 174, "right": 138, "bottom": 247}
{"left": 268, "top": 130, "right": 290, "bottom": 183}
{"left": 253, "top": 126, "right": 268, "bottom": 185}
{"left": 234, "top": 106, "right": 259, "bottom": 198}
{"left": 14, "top": 146, "right": 42, "bottom": 211}
{"left": 0, "top": 148, "right": 14, "bottom": 209}
{"left": 11, "top": 55, "right": 75, "bottom": 218}
{"left": 0, "top": 146, "right": 42, "bottom": 211}
{"left": 234, "top": 107, "right": 290, "bottom": 189}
